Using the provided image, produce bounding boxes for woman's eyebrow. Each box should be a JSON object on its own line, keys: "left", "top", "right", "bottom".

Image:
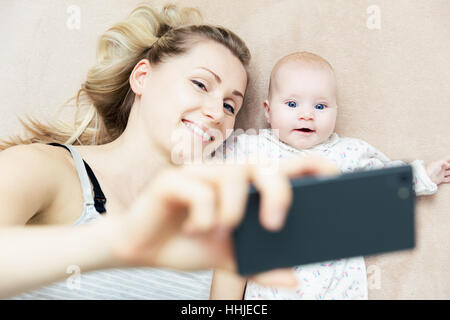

{"left": 232, "top": 90, "right": 244, "bottom": 100}
{"left": 197, "top": 67, "right": 244, "bottom": 100}
{"left": 198, "top": 67, "right": 222, "bottom": 83}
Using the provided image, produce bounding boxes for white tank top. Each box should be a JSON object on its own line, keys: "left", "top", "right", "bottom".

{"left": 10, "top": 144, "right": 212, "bottom": 300}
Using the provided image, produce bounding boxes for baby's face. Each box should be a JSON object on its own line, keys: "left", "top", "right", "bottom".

{"left": 265, "top": 62, "right": 338, "bottom": 150}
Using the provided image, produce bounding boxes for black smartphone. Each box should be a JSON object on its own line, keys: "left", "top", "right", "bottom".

{"left": 232, "top": 165, "right": 415, "bottom": 276}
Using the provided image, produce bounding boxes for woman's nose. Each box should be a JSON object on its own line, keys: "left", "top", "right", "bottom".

{"left": 202, "top": 100, "right": 225, "bottom": 122}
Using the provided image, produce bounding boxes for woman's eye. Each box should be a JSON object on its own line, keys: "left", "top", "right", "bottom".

{"left": 287, "top": 101, "right": 297, "bottom": 108}
{"left": 224, "top": 103, "right": 235, "bottom": 114}
{"left": 315, "top": 104, "right": 326, "bottom": 110}
{"left": 192, "top": 80, "right": 207, "bottom": 91}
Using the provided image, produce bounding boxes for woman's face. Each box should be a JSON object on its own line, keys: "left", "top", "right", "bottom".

{"left": 133, "top": 40, "right": 247, "bottom": 163}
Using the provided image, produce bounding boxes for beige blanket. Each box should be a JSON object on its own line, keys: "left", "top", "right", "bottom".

{"left": 1, "top": 0, "right": 449, "bottom": 299}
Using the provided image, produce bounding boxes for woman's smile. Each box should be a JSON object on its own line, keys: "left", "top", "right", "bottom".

{"left": 182, "top": 119, "right": 214, "bottom": 143}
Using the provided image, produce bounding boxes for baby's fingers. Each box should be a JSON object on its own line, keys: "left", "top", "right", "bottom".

{"left": 443, "top": 160, "right": 450, "bottom": 169}
{"left": 444, "top": 164, "right": 450, "bottom": 183}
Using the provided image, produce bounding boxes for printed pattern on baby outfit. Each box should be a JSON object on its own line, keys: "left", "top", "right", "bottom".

{"left": 214, "top": 129, "right": 437, "bottom": 300}
{"left": 245, "top": 257, "right": 367, "bottom": 300}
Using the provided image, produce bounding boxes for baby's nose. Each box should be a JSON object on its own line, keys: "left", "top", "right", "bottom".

{"left": 298, "top": 112, "right": 314, "bottom": 120}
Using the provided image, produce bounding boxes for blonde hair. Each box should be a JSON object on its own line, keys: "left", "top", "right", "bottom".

{"left": 0, "top": 3, "right": 251, "bottom": 150}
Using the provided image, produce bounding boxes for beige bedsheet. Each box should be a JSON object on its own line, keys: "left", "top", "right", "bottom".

{"left": 1, "top": 0, "right": 449, "bottom": 299}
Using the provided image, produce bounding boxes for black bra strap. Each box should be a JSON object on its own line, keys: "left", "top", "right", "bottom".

{"left": 48, "top": 143, "right": 107, "bottom": 214}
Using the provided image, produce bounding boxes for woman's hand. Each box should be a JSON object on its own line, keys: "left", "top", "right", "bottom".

{"left": 108, "top": 155, "right": 338, "bottom": 285}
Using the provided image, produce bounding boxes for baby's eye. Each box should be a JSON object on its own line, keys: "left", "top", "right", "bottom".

{"left": 224, "top": 103, "right": 235, "bottom": 114}
{"left": 192, "top": 80, "right": 207, "bottom": 91}
{"left": 315, "top": 104, "right": 326, "bottom": 110}
{"left": 286, "top": 101, "right": 297, "bottom": 108}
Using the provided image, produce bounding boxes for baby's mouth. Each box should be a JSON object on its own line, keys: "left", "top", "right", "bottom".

{"left": 294, "top": 128, "right": 316, "bottom": 133}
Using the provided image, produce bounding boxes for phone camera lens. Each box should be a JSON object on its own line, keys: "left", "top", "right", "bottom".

{"left": 398, "top": 187, "right": 410, "bottom": 199}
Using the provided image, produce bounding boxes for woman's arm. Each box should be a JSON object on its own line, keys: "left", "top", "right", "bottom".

{"left": 0, "top": 220, "right": 123, "bottom": 298}
{"left": 0, "top": 145, "right": 126, "bottom": 297}
{"left": 210, "top": 269, "right": 247, "bottom": 300}
{"left": 0, "top": 153, "right": 337, "bottom": 298}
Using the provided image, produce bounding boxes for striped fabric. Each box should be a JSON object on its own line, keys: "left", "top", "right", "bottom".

{"left": 10, "top": 144, "right": 212, "bottom": 300}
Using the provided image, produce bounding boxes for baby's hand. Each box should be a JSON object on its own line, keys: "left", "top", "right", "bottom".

{"left": 426, "top": 156, "right": 450, "bottom": 185}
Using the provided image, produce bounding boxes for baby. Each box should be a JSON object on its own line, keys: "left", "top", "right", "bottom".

{"left": 210, "top": 52, "right": 450, "bottom": 300}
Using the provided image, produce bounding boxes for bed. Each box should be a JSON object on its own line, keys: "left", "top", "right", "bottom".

{"left": 1, "top": 0, "right": 449, "bottom": 299}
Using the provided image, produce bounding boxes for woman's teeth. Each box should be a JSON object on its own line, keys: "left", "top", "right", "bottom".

{"left": 183, "top": 121, "right": 212, "bottom": 141}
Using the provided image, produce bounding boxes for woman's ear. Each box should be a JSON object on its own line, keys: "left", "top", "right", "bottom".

{"left": 263, "top": 100, "right": 271, "bottom": 124}
{"left": 129, "top": 59, "right": 151, "bottom": 96}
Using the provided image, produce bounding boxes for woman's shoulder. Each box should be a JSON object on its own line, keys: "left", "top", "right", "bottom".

{"left": 1, "top": 143, "right": 76, "bottom": 172}
{"left": 0, "top": 143, "right": 83, "bottom": 225}
{"left": 1, "top": 143, "right": 59, "bottom": 170}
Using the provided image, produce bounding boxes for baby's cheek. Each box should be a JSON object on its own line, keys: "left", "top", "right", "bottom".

{"left": 319, "top": 116, "right": 336, "bottom": 138}
{"left": 268, "top": 115, "right": 289, "bottom": 137}
{"left": 269, "top": 111, "right": 288, "bottom": 129}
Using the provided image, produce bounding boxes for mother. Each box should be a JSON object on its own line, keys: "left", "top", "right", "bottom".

{"left": 0, "top": 4, "right": 335, "bottom": 299}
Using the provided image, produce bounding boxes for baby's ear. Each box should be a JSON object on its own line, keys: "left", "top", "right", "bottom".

{"left": 263, "top": 100, "right": 271, "bottom": 124}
